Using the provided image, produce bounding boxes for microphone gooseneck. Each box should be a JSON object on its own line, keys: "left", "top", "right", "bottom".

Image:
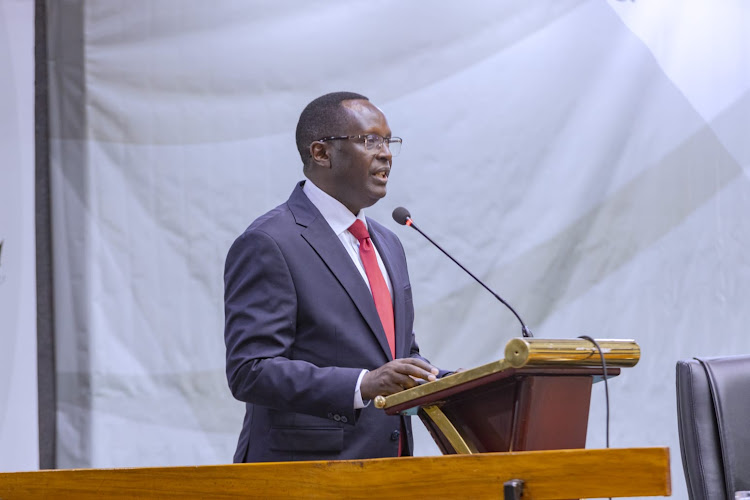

{"left": 391, "top": 207, "right": 533, "bottom": 338}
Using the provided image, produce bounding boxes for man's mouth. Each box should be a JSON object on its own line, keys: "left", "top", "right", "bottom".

{"left": 374, "top": 171, "right": 388, "bottom": 180}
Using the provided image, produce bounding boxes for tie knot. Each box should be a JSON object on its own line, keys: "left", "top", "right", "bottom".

{"left": 348, "top": 219, "right": 370, "bottom": 242}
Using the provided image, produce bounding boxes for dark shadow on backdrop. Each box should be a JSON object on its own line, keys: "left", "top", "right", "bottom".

{"left": 35, "top": 0, "right": 56, "bottom": 470}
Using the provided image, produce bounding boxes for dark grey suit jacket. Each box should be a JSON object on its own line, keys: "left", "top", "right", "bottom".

{"left": 224, "top": 181, "right": 425, "bottom": 462}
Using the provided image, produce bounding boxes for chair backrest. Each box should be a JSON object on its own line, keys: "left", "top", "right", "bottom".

{"left": 676, "top": 355, "right": 750, "bottom": 500}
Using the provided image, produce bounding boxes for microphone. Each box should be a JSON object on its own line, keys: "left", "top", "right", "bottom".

{"left": 392, "top": 207, "right": 533, "bottom": 338}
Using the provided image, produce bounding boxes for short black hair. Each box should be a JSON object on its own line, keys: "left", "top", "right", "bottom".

{"left": 295, "top": 91, "right": 369, "bottom": 165}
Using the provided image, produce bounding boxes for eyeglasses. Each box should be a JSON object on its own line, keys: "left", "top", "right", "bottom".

{"left": 317, "top": 134, "right": 402, "bottom": 157}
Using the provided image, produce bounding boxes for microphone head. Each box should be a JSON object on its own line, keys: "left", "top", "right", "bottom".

{"left": 392, "top": 207, "right": 411, "bottom": 225}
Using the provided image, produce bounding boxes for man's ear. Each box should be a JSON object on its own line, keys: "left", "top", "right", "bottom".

{"left": 310, "top": 142, "right": 331, "bottom": 168}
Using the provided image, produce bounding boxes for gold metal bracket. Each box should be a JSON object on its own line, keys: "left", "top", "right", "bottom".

{"left": 421, "top": 405, "right": 477, "bottom": 454}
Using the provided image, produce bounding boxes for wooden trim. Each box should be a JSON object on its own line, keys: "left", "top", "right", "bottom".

{"left": 0, "top": 447, "right": 671, "bottom": 499}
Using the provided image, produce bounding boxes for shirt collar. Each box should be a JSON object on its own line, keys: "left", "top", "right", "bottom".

{"left": 302, "top": 179, "right": 367, "bottom": 236}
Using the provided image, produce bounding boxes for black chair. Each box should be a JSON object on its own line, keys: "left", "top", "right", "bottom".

{"left": 676, "top": 355, "right": 750, "bottom": 499}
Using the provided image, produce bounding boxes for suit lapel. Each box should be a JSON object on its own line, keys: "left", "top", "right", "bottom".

{"left": 288, "top": 183, "right": 394, "bottom": 361}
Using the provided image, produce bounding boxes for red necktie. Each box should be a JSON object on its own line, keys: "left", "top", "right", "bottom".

{"left": 348, "top": 220, "right": 396, "bottom": 359}
{"left": 349, "top": 220, "right": 403, "bottom": 456}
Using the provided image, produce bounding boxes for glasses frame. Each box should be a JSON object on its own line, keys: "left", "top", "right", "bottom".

{"left": 316, "top": 134, "right": 402, "bottom": 156}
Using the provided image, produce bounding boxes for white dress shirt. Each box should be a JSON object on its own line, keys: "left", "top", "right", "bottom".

{"left": 302, "top": 179, "right": 394, "bottom": 409}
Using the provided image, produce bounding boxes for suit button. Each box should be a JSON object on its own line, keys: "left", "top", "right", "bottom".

{"left": 390, "top": 430, "right": 400, "bottom": 441}
{"left": 340, "top": 416, "right": 348, "bottom": 423}
{"left": 333, "top": 414, "right": 341, "bottom": 422}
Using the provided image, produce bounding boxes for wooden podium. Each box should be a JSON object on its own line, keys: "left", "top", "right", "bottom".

{"left": 0, "top": 338, "right": 671, "bottom": 498}
{"left": 0, "top": 448, "right": 670, "bottom": 499}
{"left": 375, "top": 337, "right": 641, "bottom": 455}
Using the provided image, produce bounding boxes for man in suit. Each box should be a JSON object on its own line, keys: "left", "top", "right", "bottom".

{"left": 224, "top": 91, "right": 439, "bottom": 462}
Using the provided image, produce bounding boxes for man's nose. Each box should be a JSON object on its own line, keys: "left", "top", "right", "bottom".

{"left": 377, "top": 142, "right": 393, "bottom": 161}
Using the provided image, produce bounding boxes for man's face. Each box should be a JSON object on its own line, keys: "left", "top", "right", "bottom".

{"left": 326, "top": 100, "right": 393, "bottom": 215}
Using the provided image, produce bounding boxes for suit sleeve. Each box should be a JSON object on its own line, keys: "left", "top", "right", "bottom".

{"left": 224, "top": 229, "right": 362, "bottom": 423}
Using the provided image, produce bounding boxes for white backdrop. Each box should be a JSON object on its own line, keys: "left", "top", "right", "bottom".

{"left": 47, "top": 1, "right": 750, "bottom": 497}
{"left": 0, "top": 0, "right": 39, "bottom": 473}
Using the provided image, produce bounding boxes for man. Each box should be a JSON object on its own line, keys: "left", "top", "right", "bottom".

{"left": 224, "top": 92, "right": 440, "bottom": 463}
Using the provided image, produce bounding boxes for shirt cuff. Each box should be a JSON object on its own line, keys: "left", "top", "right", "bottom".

{"left": 354, "top": 369, "right": 371, "bottom": 409}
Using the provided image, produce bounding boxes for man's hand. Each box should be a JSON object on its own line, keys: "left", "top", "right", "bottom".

{"left": 360, "top": 358, "right": 439, "bottom": 401}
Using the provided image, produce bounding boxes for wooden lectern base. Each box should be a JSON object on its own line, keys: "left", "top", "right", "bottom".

{"left": 376, "top": 338, "right": 639, "bottom": 456}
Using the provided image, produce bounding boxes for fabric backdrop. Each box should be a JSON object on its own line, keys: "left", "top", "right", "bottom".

{"left": 46, "top": 1, "right": 750, "bottom": 497}
{"left": 0, "top": 0, "right": 38, "bottom": 473}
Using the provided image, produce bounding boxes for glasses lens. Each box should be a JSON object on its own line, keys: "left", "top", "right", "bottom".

{"left": 362, "top": 134, "right": 382, "bottom": 150}
{"left": 387, "top": 138, "right": 401, "bottom": 157}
